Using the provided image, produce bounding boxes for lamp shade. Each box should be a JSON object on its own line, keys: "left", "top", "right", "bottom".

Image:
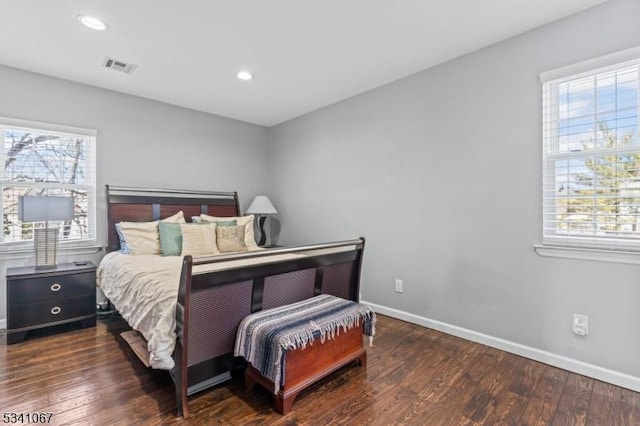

{"left": 246, "top": 196, "right": 277, "bottom": 215}
{"left": 18, "top": 196, "right": 74, "bottom": 222}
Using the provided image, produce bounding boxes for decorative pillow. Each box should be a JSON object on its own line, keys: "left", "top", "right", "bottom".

{"left": 200, "top": 214, "right": 258, "bottom": 250}
{"left": 115, "top": 223, "right": 131, "bottom": 254}
{"left": 216, "top": 225, "right": 248, "bottom": 253}
{"left": 180, "top": 223, "right": 219, "bottom": 256}
{"left": 116, "top": 221, "right": 161, "bottom": 255}
{"left": 201, "top": 219, "right": 237, "bottom": 227}
{"left": 162, "top": 211, "right": 186, "bottom": 223}
{"left": 158, "top": 222, "right": 182, "bottom": 256}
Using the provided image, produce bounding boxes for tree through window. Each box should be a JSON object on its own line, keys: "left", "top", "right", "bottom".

{"left": 542, "top": 58, "right": 640, "bottom": 250}
{"left": 0, "top": 118, "right": 96, "bottom": 246}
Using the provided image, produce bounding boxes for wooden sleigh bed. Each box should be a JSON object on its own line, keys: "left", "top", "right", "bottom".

{"left": 102, "top": 186, "right": 366, "bottom": 417}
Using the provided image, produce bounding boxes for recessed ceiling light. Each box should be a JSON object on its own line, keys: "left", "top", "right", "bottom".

{"left": 237, "top": 71, "right": 253, "bottom": 81}
{"left": 77, "top": 15, "right": 109, "bottom": 31}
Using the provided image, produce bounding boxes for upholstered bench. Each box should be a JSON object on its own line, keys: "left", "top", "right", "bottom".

{"left": 235, "top": 294, "right": 376, "bottom": 414}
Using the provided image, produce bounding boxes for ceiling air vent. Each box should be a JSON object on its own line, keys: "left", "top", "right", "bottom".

{"left": 102, "top": 56, "right": 137, "bottom": 75}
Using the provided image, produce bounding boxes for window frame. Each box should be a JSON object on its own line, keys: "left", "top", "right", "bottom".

{"left": 0, "top": 116, "right": 98, "bottom": 254}
{"left": 537, "top": 46, "right": 640, "bottom": 262}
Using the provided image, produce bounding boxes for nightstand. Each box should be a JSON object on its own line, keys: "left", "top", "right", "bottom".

{"left": 6, "top": 262, "right": 97, "bottom": 344}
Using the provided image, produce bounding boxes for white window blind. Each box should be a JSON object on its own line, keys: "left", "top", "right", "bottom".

{"left": 541, "top": 53, "right": 640, "bottom": 251}
{"left": 0, "top": 117, "right": 97, "bottom": 248}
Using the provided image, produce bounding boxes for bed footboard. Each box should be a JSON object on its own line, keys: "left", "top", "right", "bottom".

{"left": 173, "top": 238, "right": 366, "bottom": 418}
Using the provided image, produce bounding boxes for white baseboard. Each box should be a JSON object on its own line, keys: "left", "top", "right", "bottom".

{"left": 362, "top": 300, "right": 640, "bottom": 393}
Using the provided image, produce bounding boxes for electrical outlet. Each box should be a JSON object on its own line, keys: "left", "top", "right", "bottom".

{"left": 395, "top": 279, "right": 403, "bottom": 293}
{"left": 573, "top": 314, "right": 588, "bottom": 336}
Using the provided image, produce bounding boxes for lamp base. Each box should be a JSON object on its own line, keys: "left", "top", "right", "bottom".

{"left": 34, "top": 227, "right": 59, "bottom": 269}
{"left": 257, "top": 215, "right": 267, "bottom": 246}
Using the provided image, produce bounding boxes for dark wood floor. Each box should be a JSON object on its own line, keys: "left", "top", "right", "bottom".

{"left": 1, "top": 314, "right": 639, "bottom": 425}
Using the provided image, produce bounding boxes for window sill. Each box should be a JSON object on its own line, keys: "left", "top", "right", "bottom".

{"left": 0, "top": 244, "right": 103, "bottom": 261}
{"left": 534, "top": 244, "right": 640, "bottom": 265}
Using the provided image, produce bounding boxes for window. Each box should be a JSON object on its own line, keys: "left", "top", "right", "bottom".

{"left": 541, "top": 49, "right": 640, "bottom": 253}
{"left": 0, "top": 117, "right": 96, "bottom": 250}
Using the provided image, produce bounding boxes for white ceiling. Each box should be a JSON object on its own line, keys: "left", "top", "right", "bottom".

{"left": 0, "top": 0, "right": 606, "bottom": 127}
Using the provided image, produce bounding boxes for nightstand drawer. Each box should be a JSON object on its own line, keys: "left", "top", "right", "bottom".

{"left": 8, "top": 294, "right": 95, "bottom": 329}
{"left": 8, "top": 271, "right": 95, "bottom": 304}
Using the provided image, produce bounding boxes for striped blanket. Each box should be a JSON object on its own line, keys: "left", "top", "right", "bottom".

{"left": 234, "top": 294, "right": 376, "bottom": 391}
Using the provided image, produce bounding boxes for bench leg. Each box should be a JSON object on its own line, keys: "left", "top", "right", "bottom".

{"left": 276, "top": 392, "right": 298, "bottom": 415}
{"left": 245, "top": 371, "right": 257, "bottom": 390}
{"left": 358, "top": 351, "right": 367, "bottom": 367}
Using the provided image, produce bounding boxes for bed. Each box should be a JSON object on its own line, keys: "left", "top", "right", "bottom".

{"left": 98, "top": 186, "right": 366, "bottom": 417}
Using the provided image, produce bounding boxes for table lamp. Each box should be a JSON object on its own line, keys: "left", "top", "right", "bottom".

{"left": 18, "top": 196, "right": 74, "bottom": 269}
{"left": 246, "top": 195, "right": 277, "bottom": 246}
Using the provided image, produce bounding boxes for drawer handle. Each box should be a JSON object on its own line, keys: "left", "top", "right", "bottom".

{"left": 51, "top": 306, "right": 61, "bottom": 315}
{"left": 51, "top": 283, "right": 62, "bottom": 292}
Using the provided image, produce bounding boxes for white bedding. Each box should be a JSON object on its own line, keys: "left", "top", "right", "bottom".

{"left": 97, "top": 252, "right": 182, "bottom": 369}
{"left": 96, "top": 249, "right": 321, "bottom": 370}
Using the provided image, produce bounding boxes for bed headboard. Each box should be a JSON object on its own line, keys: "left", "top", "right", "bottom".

{"left": 105, "top": 185, "right": 240, "bottom": 252}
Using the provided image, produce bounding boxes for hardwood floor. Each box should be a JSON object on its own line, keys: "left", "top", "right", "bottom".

{"left": 1, "top": 314, "right": 639, "bottom": 425}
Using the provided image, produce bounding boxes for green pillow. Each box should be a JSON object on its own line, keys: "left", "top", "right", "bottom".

{"left": 158, "top": 222, "right": 182, "bottom": 256}
{"left": 202, "top": 219, "right": 237, "bottom": 227}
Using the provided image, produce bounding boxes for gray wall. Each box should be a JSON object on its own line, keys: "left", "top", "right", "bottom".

{"left": 0, "top": 65, "right": 269, "bottom": 323}
{"left": 268, "top": 0, "right": 640, "bottom": 378}
{"left": 2, "top": 0, "right": 638, "bottom": 383}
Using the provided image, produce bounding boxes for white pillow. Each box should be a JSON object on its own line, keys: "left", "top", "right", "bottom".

{"left": 117, "top": 221, "right": 161, "bottom": 255}
{"left": 162, "top": 211, "right": 186, "bottom": 223}
{"left": 180, "top": 223, "right": 219, "bottom": 256}
{"left": 200, "top": 214, "right": 258, "bottom": 250}
{"left": 117, "top": 211, "right": 186, "bottom": 254}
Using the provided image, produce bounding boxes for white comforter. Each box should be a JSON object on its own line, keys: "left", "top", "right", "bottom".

{"left": 97, "top": 252, "right": 182, "bottom": 369}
